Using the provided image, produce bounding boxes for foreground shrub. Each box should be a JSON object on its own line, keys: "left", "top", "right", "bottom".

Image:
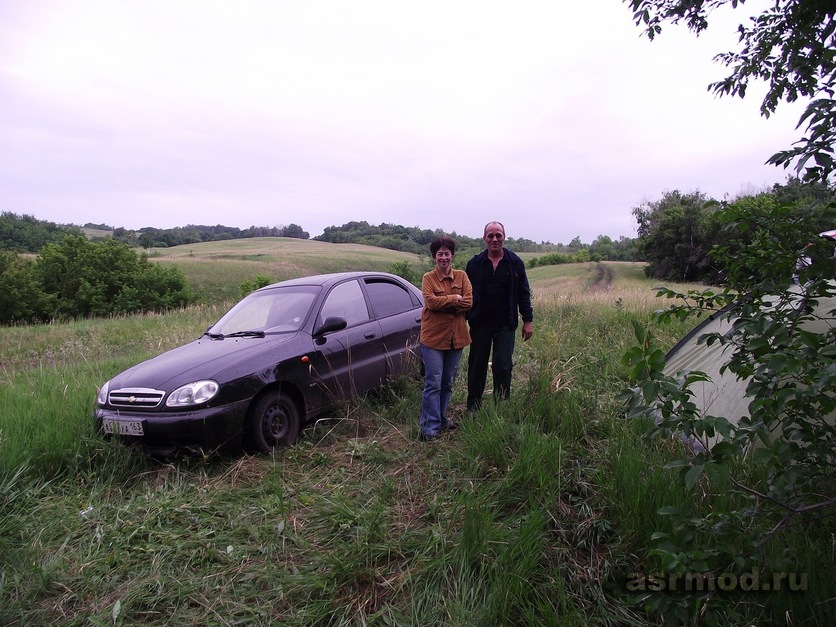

{"left": 32, "top": 236, "right": 193, "bottom": 321}
{"left": 622, "top": 199, "right": 836, "bottom": 624}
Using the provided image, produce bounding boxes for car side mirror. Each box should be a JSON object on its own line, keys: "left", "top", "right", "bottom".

{"left": 314, "top": 316, "right": 347, "bottom": 336}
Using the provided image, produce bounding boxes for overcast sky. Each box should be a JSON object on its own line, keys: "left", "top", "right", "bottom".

{"left": 0, "top": 1, "right": 808, "bottom": 244}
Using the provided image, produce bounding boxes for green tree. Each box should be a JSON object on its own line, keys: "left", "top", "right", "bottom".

{"left": 623, "top": 2, "right": 836, "bottom": 622}
{"left": 589, "top": 235, "right": 615, "bottom": 261}
{"left": 112, "top": 227, "right": 139, "bottom": 246}
{"left": 632, "top": 190, "right": 722, "bottom": 282}
{"left": 137, "top": 231, "right": 157, "bottom": 250}
{"left": 240, "top": 274, "right": 273, "bottom": 298}
{"left": 279, "top": 223, "right": 310, "bottom": 239}
{"left": 0, "top": 212, "right": 82, "bottom": 253}
{"left": 388, "top": 260, "right": 419, "bottom": 286}
{"left": 0, "top": 251, "right": 52, "bottom": 324}
{"left": 626, "top": 0, "right": 836, "bottom": 181}
{"left": 622, "top": 201, "right": 836, "bottom": 623}
{"left": 35, "top": 236, "right": 192, "bottom": 319}
{"left": 771, "top": 175, "right": 833, "bottom": 204}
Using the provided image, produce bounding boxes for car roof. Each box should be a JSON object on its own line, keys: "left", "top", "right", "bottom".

{"left": 255, "top": 271, "right": 405, "bottom": 292}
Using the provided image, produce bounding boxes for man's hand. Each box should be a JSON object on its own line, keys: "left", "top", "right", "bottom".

{"left": 521, "top": 321, "right": 533, "bottom": 342}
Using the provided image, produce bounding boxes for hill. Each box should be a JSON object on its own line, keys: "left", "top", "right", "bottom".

{"left": 151, "top": 237, "right": 427, "bottom": 303}
{"left": 155, "top": 238, "right": 651, "bottom": 305}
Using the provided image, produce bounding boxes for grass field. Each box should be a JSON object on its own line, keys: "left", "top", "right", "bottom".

{"left": 150, "top": 238, "right": 427, "bottom": 304}
{"left": 0, "top": 241, "right": 831, "bottom": 626}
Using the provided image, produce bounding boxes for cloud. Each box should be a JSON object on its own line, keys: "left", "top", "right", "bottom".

{"left": 0, "top": 0, "right": 807, "bottom": 244}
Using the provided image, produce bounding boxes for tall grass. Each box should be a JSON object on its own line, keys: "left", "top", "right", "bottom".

{"left": 0, "top": 259, "right": 831, "bottom": 625}
{"left": 0, "top": 305, "right": 226, "bottom": 478}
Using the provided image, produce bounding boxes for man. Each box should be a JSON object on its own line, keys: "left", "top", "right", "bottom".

{"left": 465, "top": 221, "right": 533, "bottom": 412}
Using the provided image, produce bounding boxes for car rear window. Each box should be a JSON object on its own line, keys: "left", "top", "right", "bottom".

{"left": 364, "top": 279, "right": 418, "bottom": 318}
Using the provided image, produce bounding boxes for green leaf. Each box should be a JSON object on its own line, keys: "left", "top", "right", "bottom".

{"left": 684, "top": 465, "right": 704, "bottom": 490}
{"left": 631, "top": 318, "right": 646, "bottom": 344}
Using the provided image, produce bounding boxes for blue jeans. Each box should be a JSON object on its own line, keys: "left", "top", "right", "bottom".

{"left": 420, "top": 344, "right": 464, "bottom": 437}
{"left": 466, "top": 325, "right": 516, "bottom": 411}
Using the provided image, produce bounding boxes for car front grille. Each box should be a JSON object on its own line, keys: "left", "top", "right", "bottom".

{"left": 109, "top": 387, "right": 165, "bottom": 408}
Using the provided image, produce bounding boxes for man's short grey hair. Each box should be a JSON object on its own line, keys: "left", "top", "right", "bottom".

{"left": 483, "top": 221, "right": 505, "bottom": 236}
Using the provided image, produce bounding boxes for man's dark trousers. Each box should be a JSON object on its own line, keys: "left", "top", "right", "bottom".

{"left": 466, "top": 325, "right": 515, "bottom": 411}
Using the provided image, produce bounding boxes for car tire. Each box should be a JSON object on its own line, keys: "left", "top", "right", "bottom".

{"left": 246, "top": 391, "right": 301, "bottom": 453}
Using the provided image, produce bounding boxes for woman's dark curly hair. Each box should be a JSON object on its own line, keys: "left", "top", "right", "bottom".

{"left": 430, "top": 236, "right": 456, "bottom": 256}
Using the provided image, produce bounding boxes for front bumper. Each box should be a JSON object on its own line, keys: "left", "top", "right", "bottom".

{"left": 94, "top": 398, "right": 251, "bottom": 455}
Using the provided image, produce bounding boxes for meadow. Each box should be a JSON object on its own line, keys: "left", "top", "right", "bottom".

{"left": 0, "top": 239, "right": 831, "bottom": 625}
{"left": 150, "top": 238, "right": 428, "bottom": 304}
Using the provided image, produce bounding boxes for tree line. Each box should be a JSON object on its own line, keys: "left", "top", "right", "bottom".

{"left": 315, "top": 220, "right": 640, "bottom": 262}
{"left": 0, "top": 213, "right": 312, "bottom": 253}
{"left": 1, "top": 211, "right": 641, "bottom": 261}
{"left": 113, "top": 223, "right": 310, "bottom": 248}
{"left": 633, "top": 178, "right": 834, "bottom": 284}
{"left": 314, "top": 220, "right": 558, "bottom": 255}
{"left": 1, "top": 176, "right": 830, "bottom": 326}
{"left": 0, "top": 212, "right": 84, "bottom": 253}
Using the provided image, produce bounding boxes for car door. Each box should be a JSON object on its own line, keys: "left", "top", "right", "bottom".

{"left": 309, "top": 278, "right": 386, "bottom": 401}
{"left": 362, "top": 277, "right": 422, "bottom": 379}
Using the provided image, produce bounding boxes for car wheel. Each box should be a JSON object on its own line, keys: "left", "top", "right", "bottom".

{"left": 246, "top": 391, "right": 301, "bottom": 453}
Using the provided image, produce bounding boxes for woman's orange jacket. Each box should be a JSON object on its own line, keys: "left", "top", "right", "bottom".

{"left": 420, "top": 267, "right": 472, "bottom": 350}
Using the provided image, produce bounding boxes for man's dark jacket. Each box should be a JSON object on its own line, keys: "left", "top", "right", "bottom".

{"left": 465, "top": 248, "right": 534, "bottom": 329}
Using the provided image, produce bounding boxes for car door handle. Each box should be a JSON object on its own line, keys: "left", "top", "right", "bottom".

{"left": 364, "top": 332, "right": 376, "bottom": 339}
{"left": 415, "top": 316, "right": 421, "bottom": 323}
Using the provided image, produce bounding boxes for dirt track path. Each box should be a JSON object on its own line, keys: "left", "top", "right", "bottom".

{"left": 589, "top": 263, "right": 614, "bottom": 291}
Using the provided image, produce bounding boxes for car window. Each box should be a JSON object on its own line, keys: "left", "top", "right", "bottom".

{"left": 265, "top": 291, "right": 317, "bottom": 330}
{"left": 364, "top": 278, "right": 418, "bottom": 318}
{"left": 218, "top": 295, "right": 273, "bottom": 333}
{"left": 211, "top": 286, "right": 318, "bottom": 334}
{"left": 319, "top": 280, "right": 370, "bottom": 327}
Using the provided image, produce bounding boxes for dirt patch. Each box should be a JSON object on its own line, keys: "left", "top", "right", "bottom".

{"left": 589, "top": 264, "right": 614, "bottom": 291}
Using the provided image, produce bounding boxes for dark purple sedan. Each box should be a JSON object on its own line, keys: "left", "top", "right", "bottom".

{"left": 94, "top": 272, "right": 423, "bottom": 456}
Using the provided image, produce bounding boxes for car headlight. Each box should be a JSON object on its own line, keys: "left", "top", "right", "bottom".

{"left": 166, "top": 380, "right": 220, "bottom": 407}
{"left": 96, "top": 380, "right": 110, "bottom": 406}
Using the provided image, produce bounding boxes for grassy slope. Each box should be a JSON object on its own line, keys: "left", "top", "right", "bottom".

{"left": 150, "top": 238, "right": 427, "bottom": 304}
{"left": 0, "top": 243, "right": 831, "bottom": 626}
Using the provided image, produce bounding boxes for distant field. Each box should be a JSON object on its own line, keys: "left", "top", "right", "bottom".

{"left": 149, "top": 238, "right": 428, "bottom": 303}
{"left": 150, "top": 238, "right": 662, "bottom": 307}
{"left": 532, "top": 261, "right": 649, "bottom": 310}
{"left": 150, "top": 238, "right": 424, "bottom": 265}
{"left": 81, "top": 227, "right": 112, "bottom": 239}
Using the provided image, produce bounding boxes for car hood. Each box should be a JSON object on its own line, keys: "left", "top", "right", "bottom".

{"left": 110, "top": 333, "right": 299, "bottom": 390}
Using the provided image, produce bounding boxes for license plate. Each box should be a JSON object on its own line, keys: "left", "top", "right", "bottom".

{"left": 103, "top": 419, "right": 145, "bottom": 436}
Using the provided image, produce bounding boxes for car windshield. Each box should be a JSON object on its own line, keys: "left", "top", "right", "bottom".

{"left": 209, "top": 285, "right": 320, "bottom": 335}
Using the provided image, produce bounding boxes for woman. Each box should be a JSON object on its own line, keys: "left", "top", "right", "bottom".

{"left": 419, "top": 236, "right": 472, "bottom": 440}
